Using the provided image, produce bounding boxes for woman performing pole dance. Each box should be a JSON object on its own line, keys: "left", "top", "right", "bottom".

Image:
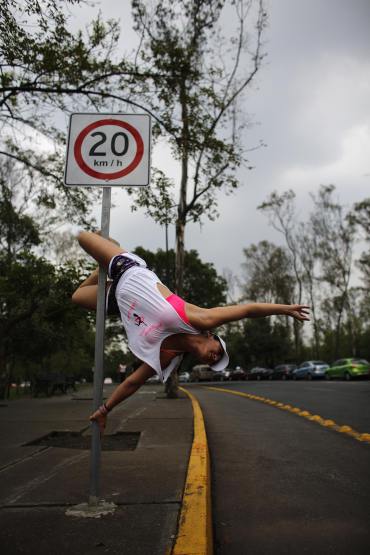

{"left": 72, "top": 231, "right": 310, "bottom": 432}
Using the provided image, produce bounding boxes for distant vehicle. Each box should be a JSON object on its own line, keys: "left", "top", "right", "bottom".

{"left": 147, "top": 374, "right": 160, "bottom": 384}
{"left": 103, "top": 377, "right": 113, "bottom": 385}
{"left": 191, "top": 365, "right": 223, "bottom": 382}
{"left": 179, "top": 371, "right": 191, "bottom": 383}
{"left": 270, "top": 364, "right": 297, "bottom": 380}
{"left": 220, "top": 368, "right": 232, "bottom": 381}
{"left": 326, "top": 358, "right": 370, "bottom": 380}
{"left": 229, "top": 367, "right": 247, "bottom": 381}
{"left": 292, "top": 361, "right": 329, "bottom": 380}
{"left": 247, "top": 367, "right": 272, "bottom": 380}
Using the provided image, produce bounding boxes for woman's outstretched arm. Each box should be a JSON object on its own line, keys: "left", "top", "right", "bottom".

{"left": 187, "top": 303, "right": 310, "bottom": 330}
{"left": 90, "top": 363, "right": 156, "bottom": 433}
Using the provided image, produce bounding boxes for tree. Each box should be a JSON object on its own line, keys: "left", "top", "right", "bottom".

{"left": 0, "top": 249, "right": 95, "bottom": 396}
{"left": 0, "top": 158, "right": 96, "bottom": 396}
{"left": 242, "top": 240, "right": 294, "bottom": 305}
{"left": 238, "top": 240, "right": 295, "bottom": 365}
{"left": 127, "top": 0, "right": 267, "bottom": 294}
{"left": 310, "top": 185, "right": 356, "bottom": 359}
{"left": 258, "top": 190, "right": 305, "bottom": 357}
{"left": 1, "top": 0, "right": 127, "bottom": 225}
{"left": 352, "top": 198, "right": 370, "bottom": 289}
{"left": 242, "top": 318, "right": 292, "bottom": 368}
{"left": 296, "top": 222, "right": 322, "bottom": 358}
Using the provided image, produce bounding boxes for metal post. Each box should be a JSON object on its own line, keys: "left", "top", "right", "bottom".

{"left": 89, "top": 187, "right": 111, "bottom": 505}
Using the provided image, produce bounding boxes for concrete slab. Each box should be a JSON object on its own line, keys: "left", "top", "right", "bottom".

{"left": 0, "top": 385, "right": 193, "bottom": 553}
{"left": 0, "top": 504, "right": 179, "bottom": 555}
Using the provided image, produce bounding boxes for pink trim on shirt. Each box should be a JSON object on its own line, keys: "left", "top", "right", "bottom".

{"left": 166, "top": 294, "right": 190, "bottom": 324}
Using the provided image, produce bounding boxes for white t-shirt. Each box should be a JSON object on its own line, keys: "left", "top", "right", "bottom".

{"left": 114, "top": 254, "right": 199, "bottom": 382}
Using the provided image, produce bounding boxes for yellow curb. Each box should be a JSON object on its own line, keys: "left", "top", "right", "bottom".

{"left": 359, "top": 433, "right": 370, "bottom": 443}
{"left": 172, "top": 387, "right": 213, "bottom": 555}
{"left": 205, "top": 386, "right": 370, "bottom": 447}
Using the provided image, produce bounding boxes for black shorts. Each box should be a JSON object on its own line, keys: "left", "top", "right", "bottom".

{"left": 106, "top": 254, "right": 140, "bottom": 316}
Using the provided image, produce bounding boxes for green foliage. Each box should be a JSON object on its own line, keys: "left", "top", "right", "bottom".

{"left": 257, "top": 186, "right": 370, "bottom": 363}
{"left": 0, "top": 251, "right": 95, "bottom": 381}
{"left": 242, "top": 240, "right": 295, "bottom": 304}
{"left": 223, "top": 318, "right": 293, "bottom": 369}
{"left": 128, "top": 0, "right": 267, "bottom": 226}
{"left": 0, "top": 0, "right": 123, "bottom": 226}
{"left": 0, "top": 158, "right": 96, "bottom": 391}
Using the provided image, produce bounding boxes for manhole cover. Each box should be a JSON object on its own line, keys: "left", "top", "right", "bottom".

{"left": 24, "top": 431, "right": 140, "bottom": 451}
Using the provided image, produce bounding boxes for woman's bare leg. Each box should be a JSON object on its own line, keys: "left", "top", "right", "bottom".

{"left": 72, "top": 231, "right": 126, "bottom": 310}
{"left": 77, "top": 231, "right": 126, "bottom": 269}
{"left": 71, "top": 267, "right": 100, "bottom": 310}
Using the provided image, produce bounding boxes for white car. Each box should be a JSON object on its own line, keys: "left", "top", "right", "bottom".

{"left": 103, "top": 377, "right": 113, "bottom": 385}
{"left": 179, "top": 372, "right": 190, "bottom": 383}
{"left": 220, "top": 369, "right": 232, "bottom": 381}
{"left": 147, "top": 374, "right": 160, "bottom": 384}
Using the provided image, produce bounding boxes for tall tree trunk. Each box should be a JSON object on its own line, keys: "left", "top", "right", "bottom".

{"left": 334, "top": 295, "right": 346, "bottom": 359}
{"left": 307, "top": 280, "right": 320, "bottom": 358}
{"left": 175, "top": 77, "right": 189, "bottom": 296}
{"left": 292, "top": 251, "right": 303, "bottom": 359}
{"left": 165, "top": 369, "right": 179, "bottom": 398}
{"left": 0, "top": 345, "right": 7, "bottom": 400}
{"left": 175, "top": 218, "right": 186, "bottom": 296}
{"left": 167, "top": 77, "right": 189, "bottom": 399}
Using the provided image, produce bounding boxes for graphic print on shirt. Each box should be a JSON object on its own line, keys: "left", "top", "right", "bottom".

{"left": 133, "top": 313, "right": 147, "bottom": 327}
{"left": 127, "top": 300, "right": 137, "bottom": 320}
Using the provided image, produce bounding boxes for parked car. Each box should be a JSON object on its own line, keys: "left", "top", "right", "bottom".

{"left": 103, "top": 377, "right": 113, "bottom": 385}
{"left": 146, "top": 374, "right": 160, "bottom": 384}
{"left": 191, "top": 365, "right": 222, "bottom": 382}
{"left": 220, "top": 368, "right": 232, "bottom": 381}
{"left": 179, "top": 371, "right": 191, "bottom": 383}
{"left": 247, "top": 367, "right": 272, "bottom": 380}
{"left": 292, "top": 361, "right": 329, "bottom": 380}
{"left": 326, "top": 358, "right": 370, "bottom": 380}
{"left": 229, "top": 367, "right": 247, "bottom": 381}
{"left": 270, "top": 364, "right": 297, "bottom": 380}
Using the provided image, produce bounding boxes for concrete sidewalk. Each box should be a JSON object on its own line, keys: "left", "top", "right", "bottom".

{"left": 0, "top": 384, "right": 193, "bottom": 555}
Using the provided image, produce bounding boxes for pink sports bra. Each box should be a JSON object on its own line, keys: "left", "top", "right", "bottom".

{"left": 166, "top": 293, "right": 190, "bottom": 324}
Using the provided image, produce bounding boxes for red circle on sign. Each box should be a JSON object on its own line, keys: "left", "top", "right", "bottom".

{"left": 74, "top": 119, "right": 144, "bottom": 180}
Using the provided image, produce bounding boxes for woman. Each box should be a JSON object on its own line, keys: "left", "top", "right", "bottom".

{"left": 72, "top": 231, "right": 310, "bottom": 432}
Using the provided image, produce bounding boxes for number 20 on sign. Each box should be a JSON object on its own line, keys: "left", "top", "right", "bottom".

{"left": 64, "top": 113, "right": 151, "bottom": 186}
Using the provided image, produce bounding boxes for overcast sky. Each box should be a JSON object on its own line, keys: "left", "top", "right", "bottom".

{"left": 68, "top": 0, "right": 370, "bottom": 291}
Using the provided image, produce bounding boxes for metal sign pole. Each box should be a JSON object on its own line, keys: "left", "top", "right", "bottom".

{"left": 64, "top": 113, "right": 151, "bottom": 518}
{"left": 89, "top": 186, "right": 111, "bottom": 506}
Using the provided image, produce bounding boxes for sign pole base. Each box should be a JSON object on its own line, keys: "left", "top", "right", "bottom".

{"left": 66, "top": 499, "right": 117, "bottom": 519}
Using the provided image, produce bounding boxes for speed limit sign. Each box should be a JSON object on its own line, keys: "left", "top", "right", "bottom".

{"left": 64, "top": 113, "right": 151, "bottom": 186}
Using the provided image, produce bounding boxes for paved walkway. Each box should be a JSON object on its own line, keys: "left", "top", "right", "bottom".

{"left": 0, "top": 384, "right": 193, "bottom": 555}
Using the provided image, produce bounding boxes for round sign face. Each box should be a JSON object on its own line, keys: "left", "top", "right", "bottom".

{"left": 73, "top": 119, "right": 144, "bottom": 180}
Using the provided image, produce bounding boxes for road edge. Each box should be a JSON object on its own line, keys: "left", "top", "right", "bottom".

{"left": 206, "top": 386, "right": 370, "bottom": 445}
{"left": 171, "top": 387, "right": 213, "bottom": 555}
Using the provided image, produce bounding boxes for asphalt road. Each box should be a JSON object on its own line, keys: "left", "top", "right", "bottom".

{"left": 186, "top": 380, "right": 370, "bottom": 555}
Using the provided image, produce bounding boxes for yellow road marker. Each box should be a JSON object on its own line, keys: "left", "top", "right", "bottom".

{"left": 206, "top": 386, "right": 370, "bottom": 445}
{"left": 172, "top": 387, "right": 213, "bottom": 555}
